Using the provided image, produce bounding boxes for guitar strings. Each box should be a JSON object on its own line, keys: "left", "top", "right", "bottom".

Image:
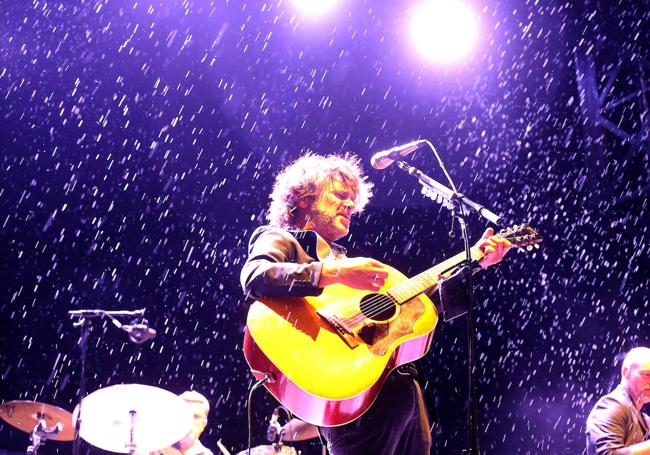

{"left": 341, "top": 292, "right": 399, "bottom": 326}
{"left": 337, "top": 284, "right": 420, "bottom": 326}
{"left": 334, "top": 255, "right": 455, "bottom": 325}
{"left": 332, "top": 267, "right": 443, "bottom": 326}
{"left": 350, "top": 281, "right": 434, "bottom": 324}
{"left": 332, "top": 287, "right": 400, "bottom": 326}
{"left": 332, "top": 263, "right": 455, "bottom": 326}
{"left": 332, "top": 232, "right": 526, "bottom": 327}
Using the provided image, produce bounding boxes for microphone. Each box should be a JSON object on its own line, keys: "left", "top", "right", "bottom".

{"left": 121, "top": 323, "right": 156, "bottom": 344}
{"left": 266, "top": 407, "right": 282, "bottom": 442}
{"left": 370, "top": 139, "right": 427, "bottom": 170}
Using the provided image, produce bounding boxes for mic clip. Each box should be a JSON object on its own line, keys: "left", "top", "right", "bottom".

{"left": 111, "top": 318, "right": 157, "bottom": 344}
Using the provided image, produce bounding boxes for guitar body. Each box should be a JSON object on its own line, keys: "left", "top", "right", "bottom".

{"left": 243, "top": 264, "right": 438, "bottom": 427}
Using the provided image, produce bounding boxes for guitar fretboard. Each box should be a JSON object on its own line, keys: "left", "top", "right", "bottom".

{"left": 387, "top": 247, "right": 485, "bottom": 304}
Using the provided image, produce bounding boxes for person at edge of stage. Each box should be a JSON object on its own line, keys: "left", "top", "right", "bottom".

{"left": 152, "top": 390, "right": 214, "bottom": 455}
{"left": 239, "top": 153, "right": 512, "bottom": 455}
{"left": 586, "top": 347, "right": 650, "bottom": 455}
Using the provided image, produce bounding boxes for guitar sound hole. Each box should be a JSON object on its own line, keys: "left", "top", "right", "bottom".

{"left": 359, "top": 293, "right": 397, "bottom": 322}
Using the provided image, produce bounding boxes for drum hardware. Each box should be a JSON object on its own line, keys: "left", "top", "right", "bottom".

{"left": 67, "top": 308, "right": 155, "bottom": 455}
{"left": 127, "top": 409, "right": 137, "bottom": 454}
{"left": 26, "top": 414, "right": 60, "bottom": 455}
{"left": 279, "top": 418, "right": 319, "bottom": 442}
{"left": 236, "top": 444, "right": 299, "bottom": 455}
{"left": 235, "top": 404, "right": 303, "bottom": 455}
{"left": 266, "top": 406, "right": 291, "bottom": 444}
{"left": 233, "top": 406, "right": 303, "bottom": 455}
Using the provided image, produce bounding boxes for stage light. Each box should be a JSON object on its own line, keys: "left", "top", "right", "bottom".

{"left": 290, "top": 0, "right": 339, "bottom": 17}
{"left": 409, "top": 0, "right": 479, "bottom": 65}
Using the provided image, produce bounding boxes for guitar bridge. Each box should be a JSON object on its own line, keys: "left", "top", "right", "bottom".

{"left": 316, "top": 310, "right": 359, "bottom": 349}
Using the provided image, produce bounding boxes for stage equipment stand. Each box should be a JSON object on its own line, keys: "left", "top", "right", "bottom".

{"left": 67, "top": 308, "right": 147, "bottom": 455}
{"left": 396, "top": 144, "right": 504, "bottom": 455}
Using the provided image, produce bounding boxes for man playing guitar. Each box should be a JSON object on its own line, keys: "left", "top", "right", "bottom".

{"left": 240, "top": 153, "right": 512, "bottom": 454}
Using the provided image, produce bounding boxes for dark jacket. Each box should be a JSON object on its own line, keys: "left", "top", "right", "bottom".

{"left": 586, "top": 384, "right": 650, "bottom": 455}
{"left": 240, "top": 225, "right": 470, "bottom": 318}
{"left": 240, "top": 225, "right": 347, "bottom": 300}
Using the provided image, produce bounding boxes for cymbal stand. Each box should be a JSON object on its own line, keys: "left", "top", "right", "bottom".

{"left": 126, "top": 409, "right": 137, "bottom": 454}
{"left": 68, "top": 308, "right": 147, "bottom": 455}
{"left": 71, "top": 316, "right": 89, "bottom": 455}
{"left": 26, "top": 413, "right": 62, "bottom": 455}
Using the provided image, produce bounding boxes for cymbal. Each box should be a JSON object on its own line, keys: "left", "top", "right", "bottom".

{"left": 75, "top": 384, "right": 192, "bottom": 454}
{"left": 0, "top": 401, "right": 74, "bottom": 441}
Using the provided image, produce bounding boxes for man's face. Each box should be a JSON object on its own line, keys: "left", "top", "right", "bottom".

{"left": 624, "top": 360, "right": 650, "bottom": 407}
{"left": 186, "top": 400, "right": 209, "bottom": 442}
{"left": 302, "top": 176, "right": 358, "bottom": 243}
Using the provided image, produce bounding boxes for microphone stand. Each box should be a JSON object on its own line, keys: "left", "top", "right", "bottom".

{"left": 68, "top": 308, "right": 147, "bottom": 455}
{"left": 452, "top": 200, "right": 478, "bottom": 455}
{"left": 396, "top": 160, "right": 503, "bottom": 455}
{"left": 71, "top": 316, "right": 89, "bottom": 455}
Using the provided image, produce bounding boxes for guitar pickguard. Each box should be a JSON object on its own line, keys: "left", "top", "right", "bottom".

{"left": 363, "top": 295, "right": 427, "bottom": 356}
{"left": 317, "top": 291, "right": 429, "bottom": 356}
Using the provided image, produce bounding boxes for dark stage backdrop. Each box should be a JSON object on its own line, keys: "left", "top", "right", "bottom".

{"left": 1, "top": 0, "right": 648, "bottom": 454}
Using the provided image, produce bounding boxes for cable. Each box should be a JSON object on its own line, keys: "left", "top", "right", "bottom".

{"left": 246, "top": 375, "right": 271, "bottom": 454}
{"left": 422, "top": 139, "right": 459, "bottom": 194}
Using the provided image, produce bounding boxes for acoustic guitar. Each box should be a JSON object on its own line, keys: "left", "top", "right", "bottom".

{"left": 243, "top": 225, "right": 541, "bottom": 427}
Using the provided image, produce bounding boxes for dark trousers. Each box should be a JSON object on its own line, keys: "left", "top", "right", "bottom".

{"left": 320, "top": 372, "right": 431, "bottom": 455}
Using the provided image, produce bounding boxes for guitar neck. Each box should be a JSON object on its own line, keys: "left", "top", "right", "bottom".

{"left": 387, "top": 247, "right": 485, "bottom": 304}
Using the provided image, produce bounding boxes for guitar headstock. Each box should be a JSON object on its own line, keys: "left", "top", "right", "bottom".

{"left": 497, "top": 225, "right": 543, "bottom": 251}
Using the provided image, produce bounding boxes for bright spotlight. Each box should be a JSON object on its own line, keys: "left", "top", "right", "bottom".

{"left": 290, "top": 0, "right": 339, "bottom": 17}
{"left": 409, "top": 0, "right": 479, "bottom": 64}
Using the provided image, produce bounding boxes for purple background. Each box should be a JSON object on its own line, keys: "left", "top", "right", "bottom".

{"left": 1, "top": 0, "right": 648, "bottom": 453}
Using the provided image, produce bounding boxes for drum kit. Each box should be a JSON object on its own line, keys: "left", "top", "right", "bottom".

{"left": 0, "top": 309, "right": 192, "bottom": 454}
{"left": 0, "top": 384, "right": 193, "bottom": 454}
{"left": 1, "top": 308, "right": 321, "bottom": 454}
{"left": 1, "top": 393, "right": 319, "bottom": 454}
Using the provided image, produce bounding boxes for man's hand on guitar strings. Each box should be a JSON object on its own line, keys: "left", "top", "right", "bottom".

{"left": 320, "top": 257, "right": 391, "bottom": 291}
{"left": 475, "top": 227, "right": 513, "bottom": 269}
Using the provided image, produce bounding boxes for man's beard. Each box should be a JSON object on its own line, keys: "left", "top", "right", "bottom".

{"left": 307, "top": 210, "right": 346, "bottom": 242}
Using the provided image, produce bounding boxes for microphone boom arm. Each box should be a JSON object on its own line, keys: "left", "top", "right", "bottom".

{"left": 396, "top": 161, "right": 503, "bottom": 225}
{"left": 68, "top": 309, "right": 146, "bottom": 318}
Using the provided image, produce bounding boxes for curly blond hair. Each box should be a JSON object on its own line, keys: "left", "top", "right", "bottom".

{"left": 267, "top": 153, "right": 373, "bottom": 229}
